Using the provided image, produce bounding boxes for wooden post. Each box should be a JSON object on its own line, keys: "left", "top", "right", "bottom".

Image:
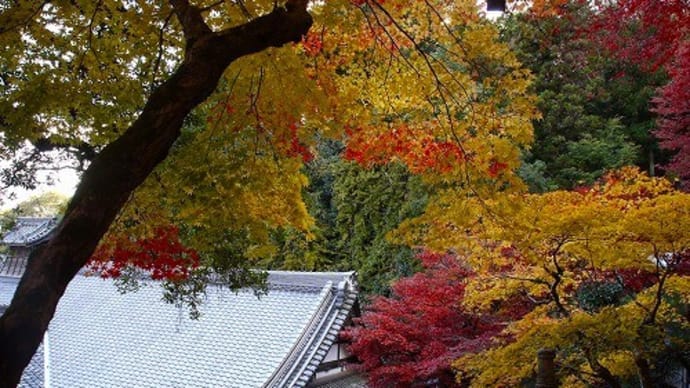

{"left": 536, "top": 348, "right": 557, "bottom": 388}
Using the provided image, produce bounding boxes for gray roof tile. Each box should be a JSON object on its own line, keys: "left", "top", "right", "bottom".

{"left": 18, "top": 343, "right": 43, "bottom": 388}
{"left": 2, "top": 271, "right": 358, "bottom": 387}
{"left": 0, "top": 276, "right": 19, "bottom": 306}
{"left": 1, "top": 217, "right": 58, "bottom": 246}
{"left": 310, "top": 374, "right": 368, "bottom": 388}
{"left": 0, "top": 257, "right": 29, "bottom": 278}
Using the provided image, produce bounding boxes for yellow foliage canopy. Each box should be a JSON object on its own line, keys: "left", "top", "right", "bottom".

{"left": 396, "top": 167, "right": 690, "bottom": 385}
{"left": 59, "top": 0, "right": 538, "bottom": 263}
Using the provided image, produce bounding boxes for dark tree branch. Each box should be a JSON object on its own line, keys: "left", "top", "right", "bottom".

{"left": 150, "top": 11, "right": 175, "bottom": 90}
{"left": 582, "top": 343, "right": 621, "bottom": 388}
{"left": 169, "top": 0, "right": 213, "bottom": 46}
{"left": 634, "top": 353, "right": 656, "bottom": 388}
{"left": 0, "top": 1, "right": 50, "bottom": 36}
{"left": 544, "top": 237, "right": 569, "bottom": 317}
{"left": 645, "top": 269, "right": 669, "bottom": 325}
{"left": 200, "top": 0, "right": 226, "bottom": 13}
{"left": 32, "top": 137, "right": 98, "bottom": 163}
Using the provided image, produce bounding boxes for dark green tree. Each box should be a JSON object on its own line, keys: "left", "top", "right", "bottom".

{"left": 501, "top": 3, "right": 663, "bottom": 191}
{"left": 265, "top": 140, "right": 427, "bottom": 296}
{"left": 330, "top": 160, "right": 427, "bottom": 295}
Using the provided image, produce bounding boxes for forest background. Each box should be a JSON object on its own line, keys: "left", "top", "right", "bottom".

{"left": 1, "top": 0, "right": 690, "bottom": 386}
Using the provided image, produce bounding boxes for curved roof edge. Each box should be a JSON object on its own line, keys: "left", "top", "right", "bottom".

{"left": 1, "top": 217, "right": 59, "bottom": 247}
{"left": 266, "top": 272, "right": 358, "bottom": 388}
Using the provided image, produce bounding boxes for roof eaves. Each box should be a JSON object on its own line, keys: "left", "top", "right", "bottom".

{"left": 275, "top": 275, "right": 359, "bottom": 388}
{"left": 1, "top": 217, "right": 58, "bottom": 247}
{"left": 0, "top": 256, "right": 29, "bottom": 278}
{"left": 268, "top": 283, "right": 327, "bottom": 293}
{"left": 264, "top": 281, "right": 337, "bottom": 388}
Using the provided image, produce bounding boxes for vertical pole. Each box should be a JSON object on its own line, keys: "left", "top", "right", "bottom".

{"left": 536, "top": 348, "right": 557, "bottom": 388}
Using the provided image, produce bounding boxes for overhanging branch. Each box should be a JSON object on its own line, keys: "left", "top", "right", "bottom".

{"left": 169, "top": 0, "right": 212, "bottom": 45}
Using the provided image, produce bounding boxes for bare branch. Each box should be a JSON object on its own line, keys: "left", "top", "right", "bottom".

{"left": 150, "top": 11, "right": 175, "bottom": 90}
{"left": 236, "top": 0, "right": 254, "bottom": 19}
{"left": 76, "top": 1, "right": 104, "bottom": 75}
{"left": 644, "top": 269, "right": 670, "bottom": 325}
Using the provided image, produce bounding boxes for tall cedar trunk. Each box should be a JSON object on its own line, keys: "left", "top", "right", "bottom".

{"left": 0, "top": 3, "right": 312, "bottom": 386}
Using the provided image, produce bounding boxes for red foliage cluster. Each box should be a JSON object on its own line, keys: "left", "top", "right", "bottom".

{"left": 344, "top": 251, "right": 511, "bottom": 388}
{"left": 282, "top": 121, "right": 314, "bottom": 162}
{"left": 607, "top": 268, "right": 658, "bottom": 293}
{"left": 671, "top": 250, "right": 690, "bottom": 276}
{"left": 87, "top": 226, "right": 200, "bottom": 281}
{"left": 588, "top": 0, "right": 689, "bottom": 73}
{"left": 344, "top": 125, "right": 465, "bottom": 174}
{"left": 584, "top": 0, "right": 690, "bottom": 186}
{"left": 301, "top": 32, "right": 323, "bottom": 57}
{"left": 488, "top": 160, "right": 509, "bottom": 178}
{"left": 653, "top": 42, "right": 690, "bottom": 186}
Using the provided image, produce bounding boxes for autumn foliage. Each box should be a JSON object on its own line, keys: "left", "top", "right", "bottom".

{"left": 653, "top": 42, "right": 690, "bottom": 186}
{"left": 344, "top": 125, "right": 466, "bottom": 174}
{"left": 588, "top": 0, "right": 689, "bottom": 73}
{"left": 586, "top": 0, "right": 690, "bottom": 185}
{"left": 87, "top": 226, "right": 200, "bottom": 282}
{"left": 382, "top": 167, "right": 690, "bottom": 386}
{"left": 345, "top": 251, "right": 520, "bottom": 387}
{"left": 84, "top": 0, "right": 538, "bottom": 286}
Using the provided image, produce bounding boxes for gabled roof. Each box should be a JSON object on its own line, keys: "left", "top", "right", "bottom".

{"left": 3, "top": 270, "right": 358, "bottom": 387}
{"left": 1, "top": 217, "right": 58, "bottom": 247}
{"left": 18, "top": 344, "right": 43, "bottom": 388}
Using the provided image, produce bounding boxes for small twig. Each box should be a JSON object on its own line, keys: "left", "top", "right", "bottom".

{"left": 150, "top": 12, "right": 175, "bottom": 90}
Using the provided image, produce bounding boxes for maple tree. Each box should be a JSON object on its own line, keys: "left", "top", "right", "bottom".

{"left": 88, "top": 226, "right": 200, "bottom": 281}
{"left": 394, "top": 167, "right": 690, "bottom": 386}
{"left": 0, "top": 0, "right": 538, "bottom": 384}
{"left": 587, "top": 0, "right": 690, "bottom": 185}
{"left": 345, "top": 250, "right": 523, "bottom": 387}
{"left": 348, "top": 3, "right": 690, "bottom": 385}
{"left": 653, "top": 41, "right": 690, "bottom": 187}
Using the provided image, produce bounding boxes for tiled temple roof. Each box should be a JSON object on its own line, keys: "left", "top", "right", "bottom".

{"left": 1, "top": 271, "right": 359, "bottom": 387}
{"left": 1, "top": 217, "right": 58, "bottom": 247}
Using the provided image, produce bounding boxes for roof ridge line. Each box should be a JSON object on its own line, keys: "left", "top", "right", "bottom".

{"left": 267, "top": 283, "right": 325, "bottom": 293}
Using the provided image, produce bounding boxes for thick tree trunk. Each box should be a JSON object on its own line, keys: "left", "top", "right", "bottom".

{"left": 0, "top": 2, "right": 312, "bottom": 386}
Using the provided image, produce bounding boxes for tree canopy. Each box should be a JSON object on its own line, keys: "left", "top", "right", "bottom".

{"left": 0, "top": 0, "right": 539, "bottom": 384}
{"left": 357, "top": 167, "right": 690, "bottom": 386}
{"left": 345, "top": 1, "right": 690, "bottom": 386}
{"left": 3, "top": 0, "right": 687, "bottom": 386}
